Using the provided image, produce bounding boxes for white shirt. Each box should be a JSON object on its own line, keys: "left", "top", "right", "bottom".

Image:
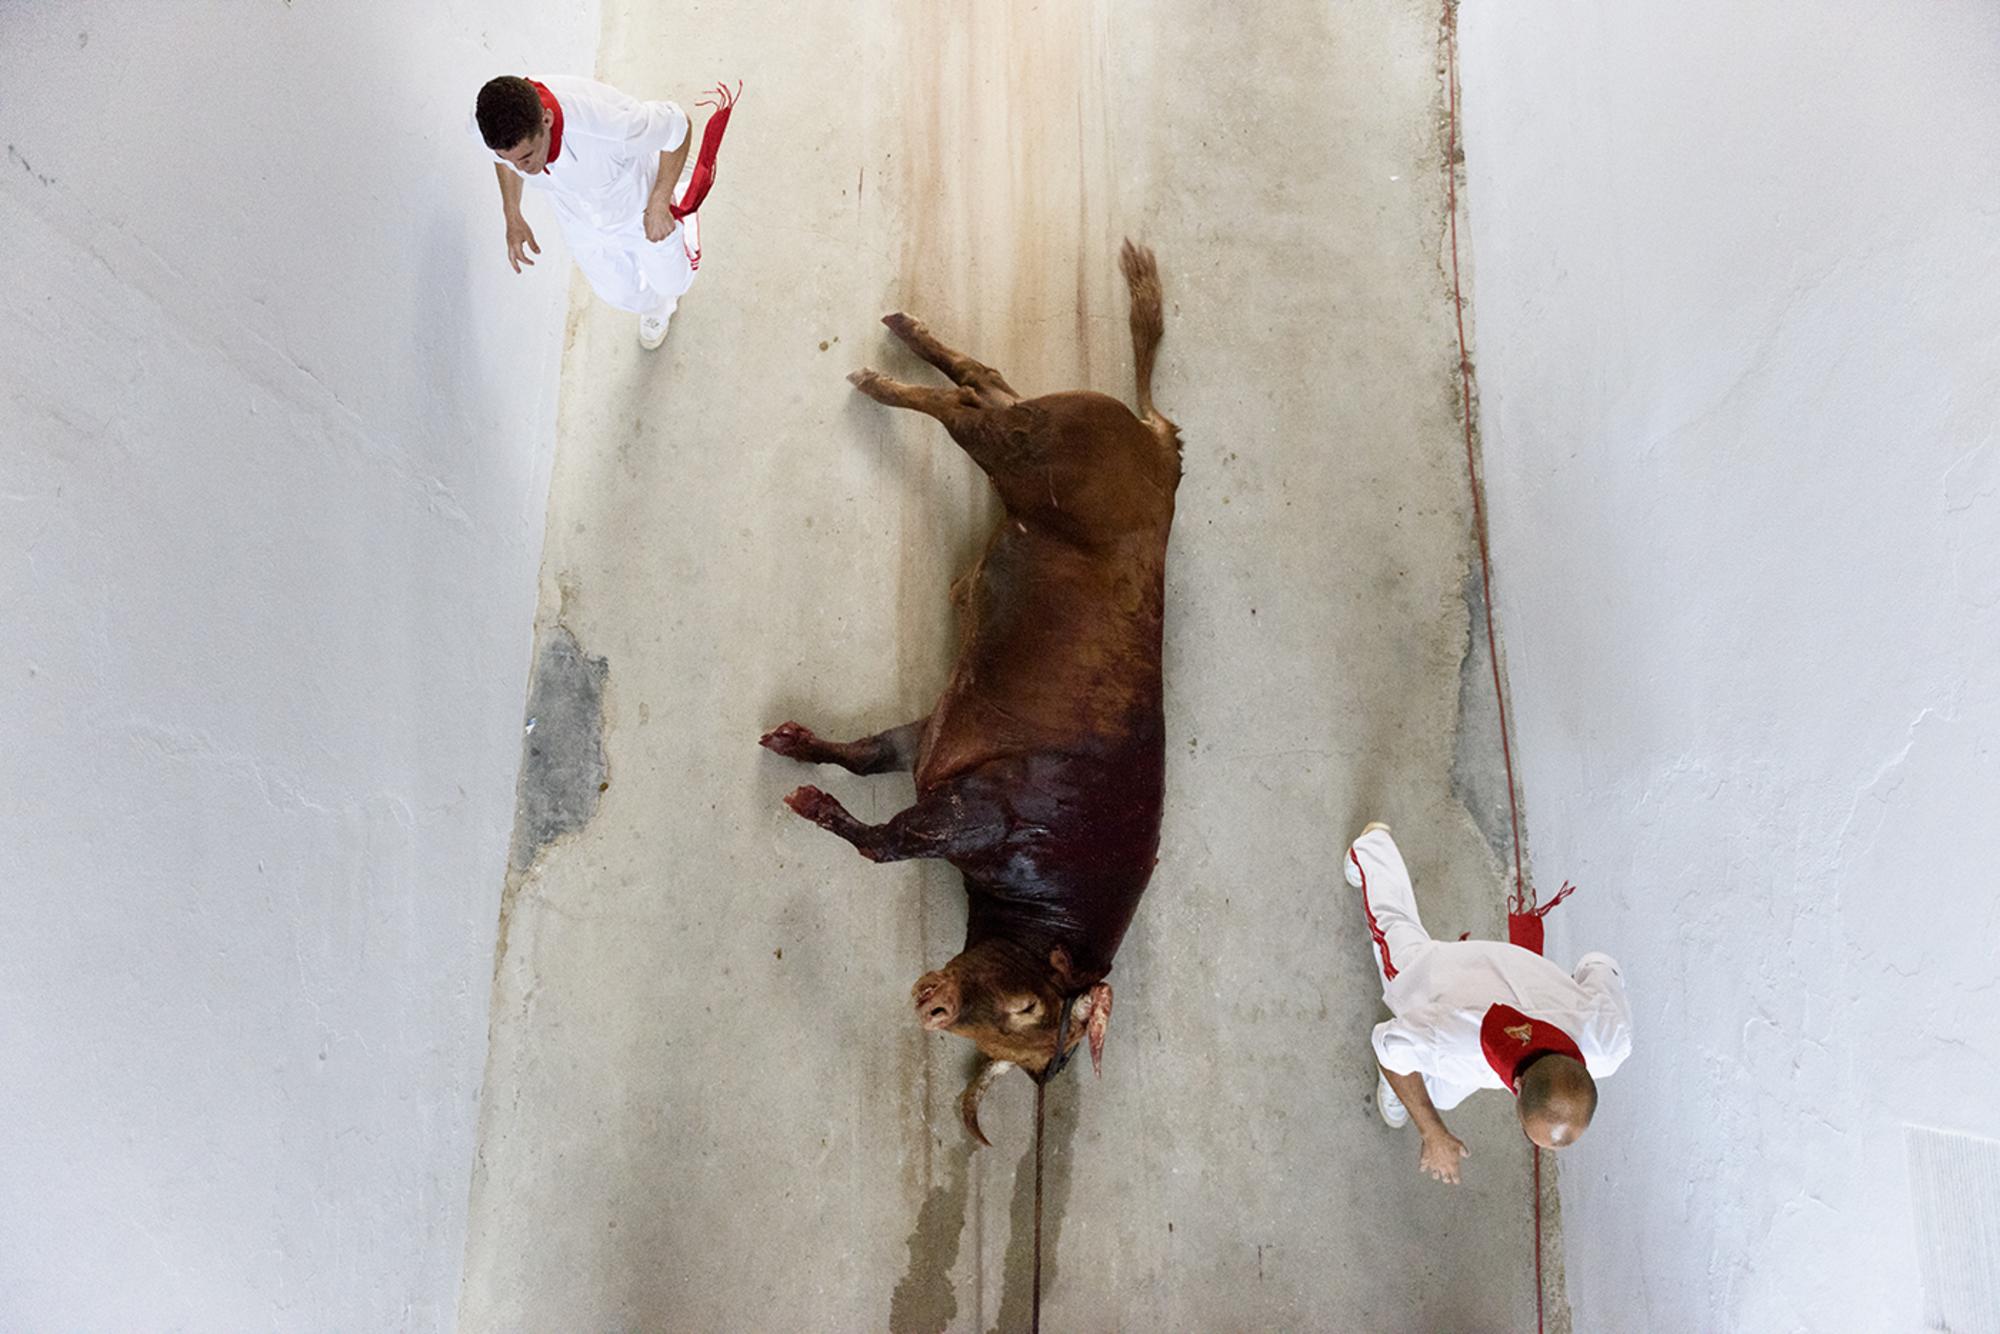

{"left": 473, "top": 76, "right": 688, "bottom": 237}
{"left": 1372, "top": 944, "right": 1633, "bottom": 1110}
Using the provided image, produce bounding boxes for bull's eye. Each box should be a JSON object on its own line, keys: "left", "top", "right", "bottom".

{"left": 1011, "top": 1000, "right": 1039, "bottom": 1017}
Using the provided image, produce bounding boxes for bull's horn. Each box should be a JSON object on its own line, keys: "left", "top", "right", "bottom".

{"left": 959, "top": 1059, "right": 1017, "bottom": 1147}
{"left": 1082, "top": 983, "right": 1113, "bottom": 1076}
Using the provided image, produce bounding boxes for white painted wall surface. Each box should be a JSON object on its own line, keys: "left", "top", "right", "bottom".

{"left": 1, "top": 3, "right": 596, "bottom": 1326}
{"left": 1460, "top": 2, "right": 2000, "bottom": 1329}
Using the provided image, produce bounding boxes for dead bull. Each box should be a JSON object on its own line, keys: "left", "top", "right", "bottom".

{"left": 762, "top": 242, "right": 1181, "bottom": 1144}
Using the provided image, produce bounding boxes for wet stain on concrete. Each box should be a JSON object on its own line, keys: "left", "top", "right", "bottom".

{"left": 889, "top": 1140, "right": 974, "bottom": 1334}
{"left": 509, "top": 624, "right": 610, "bottom": 872}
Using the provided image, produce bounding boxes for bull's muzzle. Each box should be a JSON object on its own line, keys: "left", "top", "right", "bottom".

{"left": 913, "top": 974, "right": 959, "bottom": 1030}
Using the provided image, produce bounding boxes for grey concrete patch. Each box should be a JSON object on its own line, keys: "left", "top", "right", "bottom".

{"left": 508, "top": 624, "right": 609, "bottom": 872}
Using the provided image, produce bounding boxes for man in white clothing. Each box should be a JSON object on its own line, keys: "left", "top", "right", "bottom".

{"left": 1343, "top": 822, "right": 1633, "bottom": 1185}
{"left": 473, "top": 74, "right": 700, "bottom": 349}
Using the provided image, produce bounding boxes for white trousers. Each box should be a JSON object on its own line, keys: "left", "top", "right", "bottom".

{"left": 1347, "top": 827, "right": 1434, "bottom": 1002}
{"left": 556, "top": 160, "right": 700, "bottom": 318}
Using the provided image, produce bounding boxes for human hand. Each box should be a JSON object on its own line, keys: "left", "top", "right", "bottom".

{"left": 506, "top": 216, "right": 539, "bottom": 272}
{"left": 643, "top": 194, "right": 675, "bottom": 243}
{"left": 1417, "top": 1130, "right": 1469, "bottom": 1184}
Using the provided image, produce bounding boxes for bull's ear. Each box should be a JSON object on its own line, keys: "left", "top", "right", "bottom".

{"left": 1048, "top": 945, "right": 1079, "bottom": 989}
{"left": 1082, "top": 983, "right": 1113, "bottom": 1076}
{"left": 1048, "top": 946, "right": 1106, "bottom": 991}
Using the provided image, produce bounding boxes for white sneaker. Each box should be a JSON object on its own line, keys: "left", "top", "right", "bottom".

{"left": 1344, "top": 821, "right": 1391, "bottom": 888}
{"left": 1376, "top": 1071, "right": 1409, "bottom": 1129}
{"left": 639, "top": 303, "right": 675, "bottom": 350}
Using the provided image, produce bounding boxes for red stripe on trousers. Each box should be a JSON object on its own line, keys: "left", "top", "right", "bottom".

{"left": 1349, "top": 848, "right": 1398, "bottom": 981}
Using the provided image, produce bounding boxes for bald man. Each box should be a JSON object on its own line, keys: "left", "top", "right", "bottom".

{"left": 1343, "top": 823, "right": 1632, "bottom": 1184}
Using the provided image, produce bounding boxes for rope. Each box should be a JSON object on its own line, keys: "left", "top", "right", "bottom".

{"left": 1534, "top": 1145, "right": 1546, "bottom": 1332}
{"left": 1439, "top": 3, "right": 1546, "bottom": 1329}
{"left": 1032, "top": 1079, "right": 1046, "bottom": 1333}
{"left": 1439, "top": 0, "right": 1529, "bottom": 918}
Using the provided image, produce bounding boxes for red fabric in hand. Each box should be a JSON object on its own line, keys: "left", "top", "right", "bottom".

{"left": 670, "top": 81, "right": 741, "bottom": 221}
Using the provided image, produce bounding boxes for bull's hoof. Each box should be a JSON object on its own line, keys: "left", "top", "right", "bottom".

{"left": 760, "top": 721, "right": 819, "bottom": 759}
{"left": 882, "top": 312, "right": 922, "bottom": 339}
{"left": 784, "top": 784, "right": 840, "bottom": 823}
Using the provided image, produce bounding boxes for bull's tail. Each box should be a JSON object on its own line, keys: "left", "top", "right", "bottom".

{"left": 1119, "top": 239, "right": 1180, "bottom": 455}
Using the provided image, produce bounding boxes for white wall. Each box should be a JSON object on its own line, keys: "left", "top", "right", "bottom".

{"left": 0, "top": 3, "right": 597, "bottom": 1326}
{"left": 1461, "top": 2, "right": 2000, "bottom": 1329}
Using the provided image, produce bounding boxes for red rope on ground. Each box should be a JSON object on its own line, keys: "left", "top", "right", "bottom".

{"left": 1534, "top": 1144, "right": 1546, "bottom": 1332}
{"left": 1032, "top": 1080, "right": 1046, "bottom": 1333}
{"left": 1439, "top": 4, "right": 1546, "bottom": 1330}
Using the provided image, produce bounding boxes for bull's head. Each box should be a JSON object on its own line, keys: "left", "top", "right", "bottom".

{"left": 910, "top": 941, "right": 1114, "bottom": 1145}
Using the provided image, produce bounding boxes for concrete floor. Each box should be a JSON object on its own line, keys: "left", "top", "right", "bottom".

{"left": 459, "top": 1, "right": 1552, "bottom": 1328}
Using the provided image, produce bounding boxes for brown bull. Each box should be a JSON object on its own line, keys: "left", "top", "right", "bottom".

{"left": 761, "top": 242, "right": 1181, "bottom": 1143}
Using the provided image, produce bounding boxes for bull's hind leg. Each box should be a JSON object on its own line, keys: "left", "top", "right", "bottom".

{"left": 760, "top": 718, "right": 924, "bottom": 775}
{"left": 848, "top": 311, "right": 1019, "bottom": 433}
{"left": 881, "top": 313, "right": 1019, "bottom": 409}
{"left": 846, "top": 368, "right": 975, "bottom": 426}
{"left": 1120, "top": 239, "right": 1180, "bottom": 454}
{"left": 850, "top": 318, "right": 1046, "bottom": 481}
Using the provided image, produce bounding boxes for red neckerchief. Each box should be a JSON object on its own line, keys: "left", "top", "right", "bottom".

{"left": 1480, "top": 1003, "right": 1584, "bottom": 1093}
{"left": 527, "top": 79, "right": 563, "bottom": 172}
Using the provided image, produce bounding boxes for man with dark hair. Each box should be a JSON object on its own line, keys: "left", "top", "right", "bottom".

{"left": 1341, "top": 823, "right": 1632, "bottom": 1184}
{"left": 471, "top": 74, "right": 706, "bottom": 349}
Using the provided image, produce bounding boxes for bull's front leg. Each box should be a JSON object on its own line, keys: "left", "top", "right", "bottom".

{"left": 759, "top": 718, "right": 924, "bottom": 775}
{"left": 783, "top": 780, "right": 1006, "bottom": 864}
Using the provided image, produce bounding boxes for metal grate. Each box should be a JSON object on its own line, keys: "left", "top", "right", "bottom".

{"left": 1907, "top": 1124, "right": 2000, "bottom": 1333}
